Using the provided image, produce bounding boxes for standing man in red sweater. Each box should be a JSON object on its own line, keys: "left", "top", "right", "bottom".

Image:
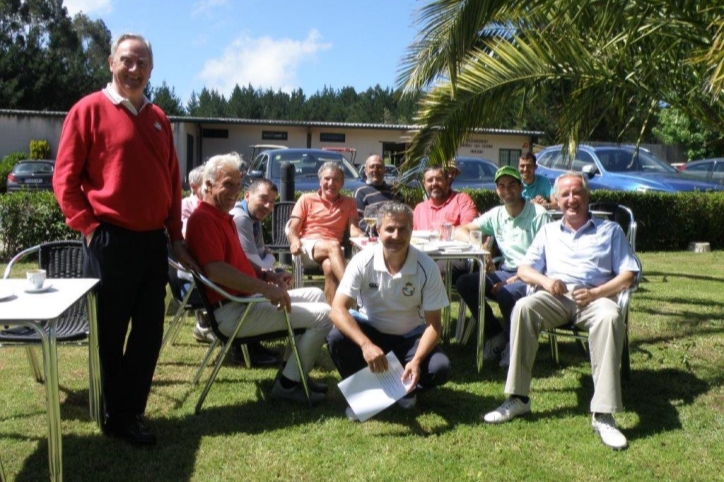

{"left": 54, "top": 33, "right": 198, "bottom": 446}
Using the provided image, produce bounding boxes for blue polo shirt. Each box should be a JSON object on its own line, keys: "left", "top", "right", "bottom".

{"left": 522, "top": 216, "right": 639, "bottom": 288}
{"left": 522, "top": 175, "right": 553, "bottom": 201}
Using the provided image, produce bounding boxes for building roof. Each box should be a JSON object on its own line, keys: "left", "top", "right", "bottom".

{"left": 0, "top": 109, "right": 544, "bottom": 136}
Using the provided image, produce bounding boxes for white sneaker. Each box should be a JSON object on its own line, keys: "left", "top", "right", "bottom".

{"left": 499, "top": 342, "right": 510, "bottom": 367}
{"left": 192, "top": 321, "right": 216, "bottom": 344}
{"left": 483, "top": 397, "right": 531, "bottom": 424}
{"left": 592, "top": 413, "right": 628, "bottom": 450}
{"left": 483, "top": 332, "right": 507, "bottom": 361}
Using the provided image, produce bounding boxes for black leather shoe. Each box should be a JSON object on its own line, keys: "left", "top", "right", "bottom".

{"left": 231, "top": 342, "right": 281, "bottom": 367}
{"left": 104, "top": 416, "right": 157, "bottom": 446}
{"left": 306, "top": 378, "right": 329, "bottom": 393}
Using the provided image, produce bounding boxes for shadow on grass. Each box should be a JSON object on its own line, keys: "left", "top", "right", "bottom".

{"left": 643, "top": 270, "right": 724, "bottom": 284}
{"left": 11, "top": 384, "right": 500, "bottom": 482}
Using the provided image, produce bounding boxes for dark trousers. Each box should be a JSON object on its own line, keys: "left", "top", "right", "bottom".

{"left": 455, "top": 269, "right": 528, "bottom": 339}
{"left": 326, "top": 321, "right": 451, "bottom": 390}
{"left": 83, "top": 222, "right": 167, "bottom": 421}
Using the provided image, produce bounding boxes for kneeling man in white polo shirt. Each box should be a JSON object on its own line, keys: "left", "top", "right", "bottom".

{"left": 327, "top": 202, "right": 451, "bottom": 419}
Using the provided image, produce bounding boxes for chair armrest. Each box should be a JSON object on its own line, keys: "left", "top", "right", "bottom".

{"left": 3, "top": 245, "right": 41, "bottom": 279}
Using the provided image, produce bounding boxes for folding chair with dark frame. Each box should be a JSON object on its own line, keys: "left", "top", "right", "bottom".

{"left": 188, "top": 269, "right": 310, "bottom": 414}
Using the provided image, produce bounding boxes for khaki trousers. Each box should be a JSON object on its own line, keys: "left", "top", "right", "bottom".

{"left": 505, "top": 291, "right": 625, "bottom": 413}
{"left": 215, "top": 287, "right": 331, "bottom": 383}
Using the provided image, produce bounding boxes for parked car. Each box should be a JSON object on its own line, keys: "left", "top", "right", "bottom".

{"left": 6, "top": 160, "right": 55, "bottom": 192}
{"left": 680, "top": 158, "right": 724, "bottom": 185}
{"left": 535, "top": 145, "right": 724, "bottom": 192}
{"left": 358, "top": 164, "right": 400, "bottom": 184}
{"left": 397, "top": 156, "right": 498, "bottom": 192}
{"left": 452, "top": 157, "right": 498, "bottom": 190}
{"left": 244, "top": 148, "right": 366, "bottom": 192}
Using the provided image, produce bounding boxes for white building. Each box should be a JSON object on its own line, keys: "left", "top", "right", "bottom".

{"left": 0, "top": 109, "right": 542, "bottom": 182}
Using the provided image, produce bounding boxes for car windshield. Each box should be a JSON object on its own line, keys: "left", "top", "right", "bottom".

{"left": 456, "top": 160, "right": 496, "bottom": 181}
{"left": 594, "top": 148, "right": 677, "bottom": 173}
{"left": 15, "top": 162, "right": 53, "bottom": 174}
{"left": 270, "top": 152, "right": 359, "bottom": 179}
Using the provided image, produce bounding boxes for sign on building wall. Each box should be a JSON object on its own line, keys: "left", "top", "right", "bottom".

{"left": 262, "top": 131, "right": 288, "bottom": 140}
{"left": 461, "top": 137, "right": 494, "bottom": 155}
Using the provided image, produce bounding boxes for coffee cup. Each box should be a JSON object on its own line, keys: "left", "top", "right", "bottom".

{"left": 27, "top": 269, "right": 46, "bottom": 289}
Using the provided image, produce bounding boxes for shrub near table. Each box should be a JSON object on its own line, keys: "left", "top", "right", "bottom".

{"left": 0, "top": 191, "right": 75, "bottom": 260}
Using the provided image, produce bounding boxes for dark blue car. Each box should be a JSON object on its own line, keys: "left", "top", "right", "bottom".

{"left": 535, "top": 145, "right": 724, "bottom": 192}
{"left": 244, "top": 148, "right": 366, "bottom": 193}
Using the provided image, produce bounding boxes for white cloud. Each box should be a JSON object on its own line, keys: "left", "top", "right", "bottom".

{"left": 198, "top": 29, "right": 332, "bottom": 95}
{"left": 63, "top": 0, "right": 113, "bottom": 16}
{"left": 191, "top": 0, "right": 230, "bottom": 17}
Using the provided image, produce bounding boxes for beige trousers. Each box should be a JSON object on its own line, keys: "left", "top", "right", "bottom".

{"left": 505, "top": 290, "right": 625, "bottom": 413}
{"left": 215, "top": 287, "right": 331, "bottom": 382}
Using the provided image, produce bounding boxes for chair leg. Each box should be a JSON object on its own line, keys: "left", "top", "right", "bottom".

{"left": 241, "top": 344, "right": 252, "bottom": 369}
{"left": 283, "top": 311, "right": 310, "bottom": 406}
{"left": 455, "top": 299, "right": 468, "bottom": 343}
{"left": 195, "top": 339, "right": 237, "bottom": 415}
{"left": 192, "top": 339, "right": 220, "bottom": 385}
{"left": 161, "top": 287, "right": 194, "bottom": 351}
{"left": 549, "top": 333, "right": 560, "bottom": 365}
{"left": 25, "top": 347, "right": 44, "bottom": 383}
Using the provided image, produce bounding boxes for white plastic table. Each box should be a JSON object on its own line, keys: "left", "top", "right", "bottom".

{"left": 0, "top": 278, "right": 100, "bottom": 482}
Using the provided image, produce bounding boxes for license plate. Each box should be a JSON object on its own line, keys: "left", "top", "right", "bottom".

{"left": 25, "top": 178, "right": 43, "bottom": 183}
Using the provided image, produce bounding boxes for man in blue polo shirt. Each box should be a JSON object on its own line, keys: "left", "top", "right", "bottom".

{"left": 454, "top": 165, "right": 550, "bottom": 367}
{"left": 519, "top": 152, "right": 557, "bottom": 210}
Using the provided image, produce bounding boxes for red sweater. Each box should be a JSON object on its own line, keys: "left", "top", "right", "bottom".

{"left": 54, "top": 91, "right": 183, "bottom": 241}
{"left": 186, "top": 202, "right": 258, "bottom": 305}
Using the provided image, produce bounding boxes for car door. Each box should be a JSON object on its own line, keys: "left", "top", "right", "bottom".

{"left": 683, "top": 161, "right": 713, "bottom": 181}
{"left": 712, "top": 160, "right": 724, "bottom": 184}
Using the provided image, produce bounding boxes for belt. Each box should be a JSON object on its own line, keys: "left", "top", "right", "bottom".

{"left": 215, "top": 299, "right": 232, "bottom": 309}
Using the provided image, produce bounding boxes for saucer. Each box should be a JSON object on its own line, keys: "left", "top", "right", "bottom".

{"left": 24, "top": 282, "right": 54, "bottom": 294}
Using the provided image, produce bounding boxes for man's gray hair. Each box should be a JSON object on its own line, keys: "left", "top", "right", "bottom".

{"left": 553, "top": 171, "right": 590, "bottom": 197}
{"left": 188, "top": 165, "right": 204, "bottom": 186}
{"left": 202, "top": 152, "right": 242, "bottom": 194}
{"left": 374, "top": 202, "right": 413, "bottom": 229}
{"left": 111, "top": 33, "right": 153, "bottom": 67}
{"left": 318, "top": 161, "right": 345, "bottom": 180}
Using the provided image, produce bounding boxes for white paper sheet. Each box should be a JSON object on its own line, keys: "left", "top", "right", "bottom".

{"left": 337, "top": 352, "right": 413, "bottom": 422}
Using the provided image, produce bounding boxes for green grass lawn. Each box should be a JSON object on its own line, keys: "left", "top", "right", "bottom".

{"left": 1, "top": 251, "right": 723, "bottom": 481}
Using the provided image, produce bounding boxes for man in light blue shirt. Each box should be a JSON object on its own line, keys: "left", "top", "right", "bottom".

{"left": 519, "top": 152, "right": 557, "bottom": 210}
{"left": 483, "top": 172, "right": 639, "bottom": 451}
{"left": 454, "top": 165, "right": 550, "bottom": 366}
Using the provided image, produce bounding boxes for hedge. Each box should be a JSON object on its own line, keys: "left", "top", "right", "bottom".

{"left": 1, "top": 189, "right": 722, "bottom": 261}
{"left": 0, "top": 191, "right": 76, "bottom": 260}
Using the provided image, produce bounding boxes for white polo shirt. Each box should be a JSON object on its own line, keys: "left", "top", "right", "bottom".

{"left": 338, "top": 244, "right": 449, "bottom": 336}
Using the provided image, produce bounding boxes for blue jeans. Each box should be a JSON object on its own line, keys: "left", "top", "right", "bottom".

{"left": 455, "top": 269, "right": 528, "bottom": 338}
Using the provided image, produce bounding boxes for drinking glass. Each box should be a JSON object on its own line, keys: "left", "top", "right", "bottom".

{"left": 469, "top": 230, "right": 483, "bottom": 249}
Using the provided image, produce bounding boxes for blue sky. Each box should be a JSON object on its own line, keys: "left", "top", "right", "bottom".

{"left": 64, "top": 0, "right": 422, "bottom": 104}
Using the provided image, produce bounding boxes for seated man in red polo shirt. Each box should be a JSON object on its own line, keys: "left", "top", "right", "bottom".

{"left": 186, "top": 152, "right": 332, "bottom": 404}
{"left": 413, "top": 165, "right": 479, "bottom": 282}
{"left": 287, "top": 162, "right": 364, "bottom": 303}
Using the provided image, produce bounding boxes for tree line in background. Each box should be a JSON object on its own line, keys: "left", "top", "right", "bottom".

{"left": 2, "top": 0, "right": 724, "bottom": 161}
